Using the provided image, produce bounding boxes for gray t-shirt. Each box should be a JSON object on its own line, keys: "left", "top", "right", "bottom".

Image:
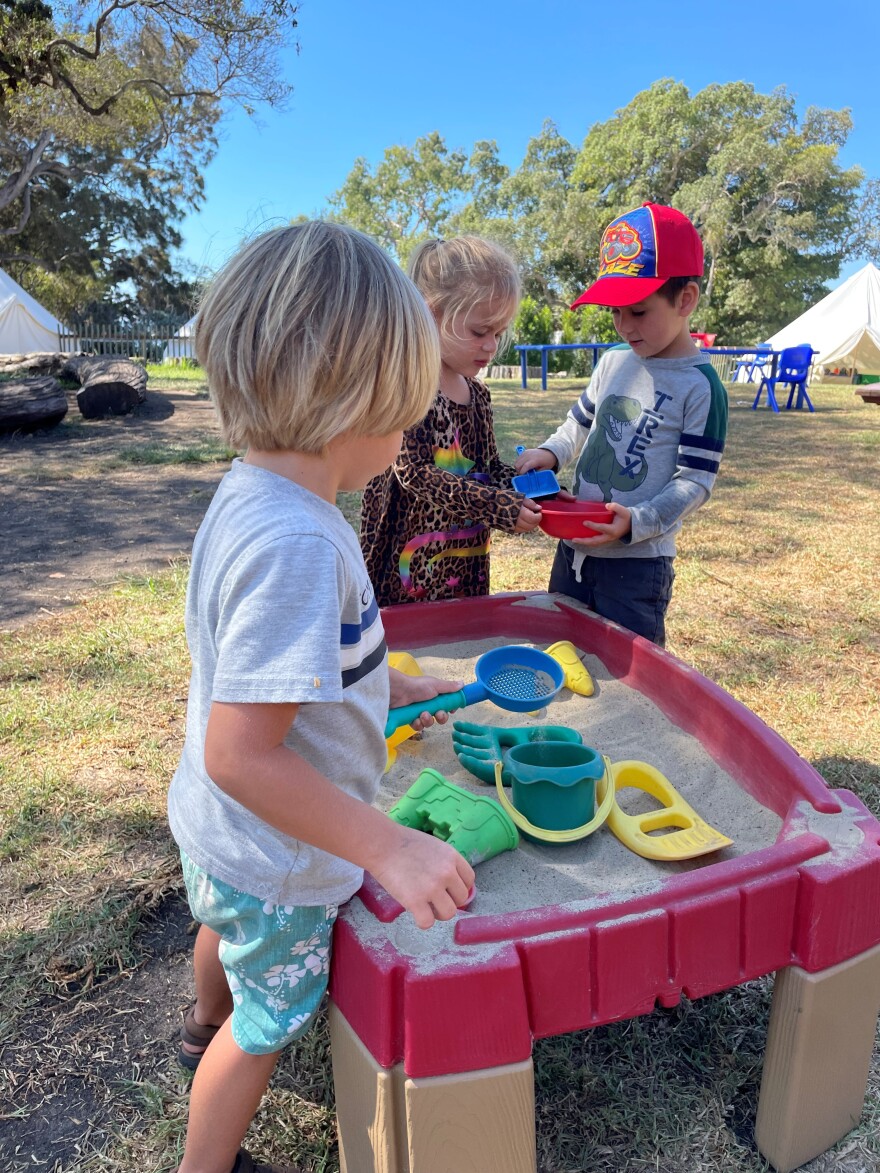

{"left": 168, "top": 459, "right": 389, "bottom": 906}
{"left": 541, "top": 346, "right": 728, "bottom": 562}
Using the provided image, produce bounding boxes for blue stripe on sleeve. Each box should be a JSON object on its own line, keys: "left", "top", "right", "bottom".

{"left": 570, "top": 400, "right": 593, "bottom": 429}
{"left": 340, "top": 596, "right": 379, "bottom": 645}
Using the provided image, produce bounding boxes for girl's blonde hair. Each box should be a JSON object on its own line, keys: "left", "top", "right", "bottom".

{"left": 407, "top": 236, "right": 521, "bottom": 344}
{"left": 196, "top": 221, "right": 440, "bottom": 452}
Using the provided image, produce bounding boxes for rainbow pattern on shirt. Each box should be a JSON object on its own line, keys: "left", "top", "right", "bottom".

{"left": 433, "top": 433, "right": 475, "bottom": 477}
{"left": 399, "top": 525, "right": 489, "bottom": 595}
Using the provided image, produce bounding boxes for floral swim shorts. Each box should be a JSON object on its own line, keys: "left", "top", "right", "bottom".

{"left": 180, "top": 852, "right": 338, "bottom": 1055}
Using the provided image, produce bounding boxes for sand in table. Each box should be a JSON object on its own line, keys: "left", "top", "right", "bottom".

{"left": 381, "top": 636, "right": 783, "bottom": 920}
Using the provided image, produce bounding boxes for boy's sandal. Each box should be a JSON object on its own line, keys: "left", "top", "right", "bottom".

{"left": 231, "top": 1148, "right": 305, "bottom": 1173}
{"left": 177, "top": 1003, "right": 221, "bottom": 1071}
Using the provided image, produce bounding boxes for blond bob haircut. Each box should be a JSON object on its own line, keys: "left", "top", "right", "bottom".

{"left": 195, "top": 221, "right": 441, "bottom": 452}
{"left": 407, "top": 236, "right": 521, "bottom": 345}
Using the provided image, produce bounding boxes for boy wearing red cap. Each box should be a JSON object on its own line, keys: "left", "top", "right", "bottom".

{"left": 515, "top": 203, "right": 727, "bottom": 646}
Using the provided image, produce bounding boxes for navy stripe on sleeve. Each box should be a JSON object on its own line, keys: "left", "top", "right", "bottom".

{"left": 570, "top": 396, "right": 594, "bottom": 429}
{"left": 679, "top": 453, "right": 721, "bottom": 473}
{"left": 680, "top": 431, "right": 724, "bottom": 453}
{"left": 341, "top": 638, "right": 387, "bottom": 689}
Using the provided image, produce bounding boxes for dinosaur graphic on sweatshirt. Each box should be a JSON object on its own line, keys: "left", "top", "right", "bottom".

{"left": 574, "top": 394, "right": 648, "bottom": 501}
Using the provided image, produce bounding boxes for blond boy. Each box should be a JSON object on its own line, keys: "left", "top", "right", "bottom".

{"left": 168, "top": 222, "right": 474, "bottom": 1173}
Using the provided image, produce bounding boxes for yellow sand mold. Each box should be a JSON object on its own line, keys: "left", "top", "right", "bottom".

{"left": 608, "top": 760, "right": 733, "bottom": 860}
{"left": 544, "top": 640, "right": 594, "bottom": 696}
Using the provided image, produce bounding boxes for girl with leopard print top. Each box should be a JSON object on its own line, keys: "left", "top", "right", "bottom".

{"left": 360, "top": 236, "right": 542, "bottom": 606}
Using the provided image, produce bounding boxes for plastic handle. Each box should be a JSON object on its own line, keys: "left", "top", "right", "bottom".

{"left": 493, "top": 757, "right": 616, "bottom": 843}
{"left": 384, "top": 689, "right": 467, "bottom": 739}
{"left": 515, "top": 444, "right": 525, "bottom": 455}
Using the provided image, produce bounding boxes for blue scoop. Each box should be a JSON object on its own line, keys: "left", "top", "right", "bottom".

{"left": 384, "top": 645, "right": 564, "bottom": 739}
{"left": 512, "top": 446, "right": 560, "bottom": 499}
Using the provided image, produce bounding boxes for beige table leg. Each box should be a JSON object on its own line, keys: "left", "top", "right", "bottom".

{"left": 756, "top": 941, "right": 880, "bottom": 1173}
{"left": 329, "top": 1003, "right": 536, "bottom": 1173}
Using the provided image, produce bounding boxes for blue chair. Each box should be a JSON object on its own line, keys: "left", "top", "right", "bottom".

{"left": 732, "top": 345, "right": 773, "bottom": 383}
{"left": 752, "top": 345, "right": 816, "bottom": 412}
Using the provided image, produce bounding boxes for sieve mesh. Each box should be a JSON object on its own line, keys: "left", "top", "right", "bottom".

{"left": 486, "top": 666, "right": 555, "bottom": 700}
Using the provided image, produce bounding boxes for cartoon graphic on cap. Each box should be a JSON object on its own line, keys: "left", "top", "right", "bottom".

{"left": 599, "top": 220, "right": 646, "bottom": 277}
{"left": 571, "top": 203, "right": 703, "bottom": 309}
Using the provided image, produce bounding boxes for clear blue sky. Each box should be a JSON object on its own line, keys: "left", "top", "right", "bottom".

{"left": 178, "top": 0, "right": 879, "bottom": 288}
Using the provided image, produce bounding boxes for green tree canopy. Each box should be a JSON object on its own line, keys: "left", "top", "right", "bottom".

{"left": 327, "top": 80, "right": 880, "bottom": 342}
{"left": 0, "top": 0, "right": 299, "bottom": 317}
{"left": 328, "top": 132, "right": 469, "bottom": 267}
{"left": 572, "top": 80, "right": 863, "bottom": 338}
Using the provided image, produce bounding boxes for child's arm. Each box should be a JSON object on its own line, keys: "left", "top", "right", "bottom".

{"left": 392, "top": 414, "right": 526, "bottom": 534}
{"left": 514, "top": 447, "right": 558, "bottom": 474}
{"left": 515, "top": 391, "right": 595, "bottom": 477}
{"left": 205, "top": 700, "right": 475, "bottom": 929}
{"left": 560, "top": 495, "right": 633, "bottom": 546}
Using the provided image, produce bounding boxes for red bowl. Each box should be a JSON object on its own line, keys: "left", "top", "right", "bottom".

{"left": 539, "top": 499, "right": 614, "bottom": 539}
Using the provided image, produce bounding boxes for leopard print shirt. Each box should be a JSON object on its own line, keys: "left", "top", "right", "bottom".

{"left": 359, "top": 379, "right": 524, "bottom": 606}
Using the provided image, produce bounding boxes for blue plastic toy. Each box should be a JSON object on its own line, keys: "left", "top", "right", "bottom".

{"left": 512, "top": 445, "right": 560, "bottom": 499}
{"left": 384, "top": 645, "right": 565, "bottom": 738}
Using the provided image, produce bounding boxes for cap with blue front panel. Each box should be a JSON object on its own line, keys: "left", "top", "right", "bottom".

{"left": 571, "top": 203, "right": 704, "bottom": 309}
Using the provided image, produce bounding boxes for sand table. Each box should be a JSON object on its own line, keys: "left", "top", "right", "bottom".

{"left": 380, "top": 636, "right": 783, "bottom": 922}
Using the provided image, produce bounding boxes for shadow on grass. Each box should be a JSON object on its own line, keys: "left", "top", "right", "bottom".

{"left": 532, "top": 980, "right": 774, "bottom": 1172}
{"left": 812, "top": 755, "right": 880, "bottom": 816}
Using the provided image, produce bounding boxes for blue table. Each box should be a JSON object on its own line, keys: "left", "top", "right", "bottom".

{"left": 514, "top": 343, "right": 617, "bottom": 390}
{"left": 514, "top": 343, "right": 780, "bottom": 391}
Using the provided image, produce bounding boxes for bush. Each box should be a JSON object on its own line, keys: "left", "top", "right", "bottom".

{"left": 497, "top": 296, "right": 554, "bottom": 365}
{"left": 501, "top": 299, "right": 618, "bottom": 377}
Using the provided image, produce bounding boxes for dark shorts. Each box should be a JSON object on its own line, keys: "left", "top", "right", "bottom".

{"left": 548, "top": 544, "right": 675, "bottom": 646}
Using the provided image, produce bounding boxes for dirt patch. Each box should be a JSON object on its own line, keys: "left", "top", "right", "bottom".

{"left": 0, "top": 387, "right": 225, "bottom": 630}
{"left": 0, "top": 891, "right": 196, "bottom": 1171}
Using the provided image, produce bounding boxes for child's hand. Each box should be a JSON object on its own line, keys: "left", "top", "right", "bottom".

{"left": 514, "top": 447, "right": 556, "bottom": 474}
{"left": 388, "top": 666, "right": 463, "bottom": 731}
{"left": 370, "top": 823, "right": 476, "bottom": 929}
{"left": 514, "top": 497, "right": 542, "bottom": 533}
{"left": 569, "top": 500, "right": 632, "bottom": 546}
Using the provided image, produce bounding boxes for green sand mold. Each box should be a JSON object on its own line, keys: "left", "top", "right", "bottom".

{"left": 388, "top": 768, "right": 519, "bottom": 865}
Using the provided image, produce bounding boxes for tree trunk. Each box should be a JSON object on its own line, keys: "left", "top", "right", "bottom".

{"left": 62, "top": 355, "right": 149, "bottom": 419}
{"left": 0, "top": 376, "right": 68, "bottom": 431}
{"left": 0, "top": 352, "right": 150, "bottom": 419}
{"left": 0, "top": 353, "right": 70, "bottom": 377}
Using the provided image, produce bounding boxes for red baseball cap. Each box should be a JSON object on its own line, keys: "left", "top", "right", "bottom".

{"left": 571, "top": 203, "right": 704, "bottom": 309}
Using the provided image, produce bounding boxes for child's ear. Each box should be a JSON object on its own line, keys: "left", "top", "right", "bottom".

{"left": 678, "top": 281, "right": 701, "bottom": 317}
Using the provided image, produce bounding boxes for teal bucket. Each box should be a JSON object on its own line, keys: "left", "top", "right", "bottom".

{"left": 503, "top": 741, "right": 605, "bottom": 841}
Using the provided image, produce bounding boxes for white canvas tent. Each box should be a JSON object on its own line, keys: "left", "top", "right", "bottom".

{"left": 0, "top": 267, "right": 65, "bottom": 354}
{"left": 163, "top": 314, "right": 197, "bottom": 361}
{"left": 766, "top": 261, "right": 880, "bottom": 377}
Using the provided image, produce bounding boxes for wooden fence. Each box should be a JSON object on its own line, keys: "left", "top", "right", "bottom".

{"left": 59, "top": 320, "right": 193, "bottom": 363}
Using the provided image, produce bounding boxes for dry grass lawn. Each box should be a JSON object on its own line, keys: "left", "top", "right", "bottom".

{"left": 0, "top": 375, "right": 878, "bottom": 1172}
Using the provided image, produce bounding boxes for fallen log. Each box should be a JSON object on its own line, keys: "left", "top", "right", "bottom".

{"left": 62, "top": 355, "right": 148, "bottom": 419}
{"left": 0, "top": 375, "right": 68, "bottom": 431}
{"left": 0, "top": 352, "right": 70, "bottom": 377}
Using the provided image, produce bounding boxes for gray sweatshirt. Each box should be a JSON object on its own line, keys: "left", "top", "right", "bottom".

{"left": 539, "top": 346, "right": 727, "bottom": 570}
